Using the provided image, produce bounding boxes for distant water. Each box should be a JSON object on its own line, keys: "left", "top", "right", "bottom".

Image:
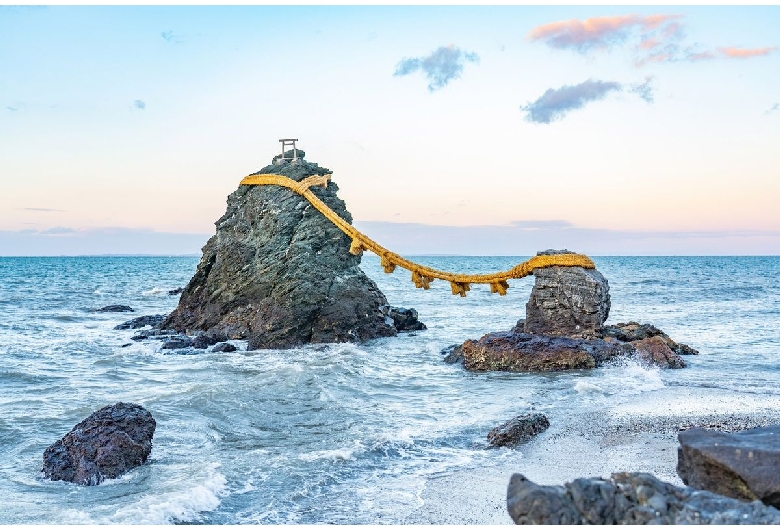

{"left": 1, "top": 255, "right": 779, "bottom": 524}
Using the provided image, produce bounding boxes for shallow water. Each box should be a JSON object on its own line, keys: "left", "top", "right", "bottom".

{"left": 0, "top": 255, "right": 779, "bottom": 523}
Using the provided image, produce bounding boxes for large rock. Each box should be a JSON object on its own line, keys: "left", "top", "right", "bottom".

{"left": 507, "top": 471, "right": 780, "bottom": 525}
{"left": 677, "top": 425, "right": 780, "bottom": 507}
{"left": 488, "top": 413, "right": 550, "bottom": 447}
{"left": 42, "top": 402, "right": 156, "bottom": 486}
{"left": 459, "top": 330, "right": 632, "bottom": 372}
{"left": 524, "top": 250, "right": 610, "bottom": 339}
{"left": 162, "top": 155, "right": 396, "bottom": 349}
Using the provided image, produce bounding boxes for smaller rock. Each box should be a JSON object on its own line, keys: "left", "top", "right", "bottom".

{"left": 631, "top": 336, "right": 685, "bottom": 369}
{"left": 95, "top": 305, "right": 134, "bottom": 313}
{"left": 677, "top": 425, "right": 780, "bottom": 508}
{"left": 212, "top": 342, "right": 237, "bottom": 353}
{"left": 161, "top": 337, "right": 193, "bottom": 349}
{"left": 488, "top": 413, "right": 550, "bottom": 447}
{"left": 167, "top": 287, "right": 184, "bottom": 296}
{"left": 441, "top": 344, "right": 463, "bottom": 364}
{"left": 42, "top": 402, "right": 155, "bottom": 486}
{"left": 131, "top": 329, "right": 179, "bottom": 341}
{"left": 380, "top": 305, "right": 426, "bottom": 332}
{"left": 601, "top": 321, "right": 698, "bottom": 355}
{"left": 114, "top": 314, "right": 166, "bottom": 330}
{"left": 191, "top": 332, "right": 228, "bottom": 349}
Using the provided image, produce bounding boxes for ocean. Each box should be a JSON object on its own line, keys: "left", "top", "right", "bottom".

{"left": 1, "top": 255, "right": 779, "bottom": 524}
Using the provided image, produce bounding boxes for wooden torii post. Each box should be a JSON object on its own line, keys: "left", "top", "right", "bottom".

{"left": 278, "top": 138, "right": 299, "bottom": 162}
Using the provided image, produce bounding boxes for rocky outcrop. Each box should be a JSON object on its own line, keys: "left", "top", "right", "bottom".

{"left": 507, "top": 471, "right": 780, "bottom": 525}
{"left": 632, "top": 336, "right": 686, "bottom": 368}
{"left": 42, "top": 402, "right": 156, "bottom": 486}
{"left": 524, "top": 250, "right": 610, "bottom": 339}
{"left": 381, "top": 305, "right": 426, "bottom": 332}
{"left": 162, "top": 152, "right": 396, "bottom": 349}
{"left": 115, "top": 314, "right": 166, "bottom": 330}
{"left": 488, "top": 413, "right": 550, "bottom": 447}
{"left": 677, "top": 425, "right": 780, "bottom": 508}
{"left": 459, "top": 331, "right": 632, "bottom": 372}
{"left": 601, "top": 321, "right": 698, "bottom": 355}
{"left": 95, "top": 305, "right": 134, "bottom": 313}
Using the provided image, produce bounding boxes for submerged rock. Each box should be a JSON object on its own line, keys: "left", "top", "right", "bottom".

{"left": 42, "top": 402, "right": 155, "bottom": 486}
{"left": 488, "top": 413, "right": 550, "bottom": 447}
{"left": 162, "top": 153, "right": 396, "bottom": 349}
{"left": 677, "top": 425, "right": 780, "bottom": 508}
{"left": 114, "top": 314, "right": 166, "bottom": 330}
{"left": 212, "top": 342, "right": 237, "bottom": 353}
{"left": 506, "top": 471, "right": 780, "bottom": 525}
{"left": 524, "top": 250, "right": 610, "bottom": 339}
{"left": 95, "top": 305, "right": 134, "bottom": 313}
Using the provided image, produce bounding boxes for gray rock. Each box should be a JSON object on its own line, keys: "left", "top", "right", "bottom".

{"left": 131, "top": 329, "right": 179, "bottom": 341}
{"left": 191, "top": 331, "right": 228, "bottom": 349}
{"left": 601, "top": 321, "right": 699, "bottom": 355}
{"left": 380, "top": 305, "right": 426, "bottom": 332}
{"left": 161, "top": 154, "right": 396, "bottom": 349}
{"left": 42, "top": 402, "right": 155, "bottom": 486}
{"left": 524, "top": 259, "right": 610, "bottom": 339}
{"left": 167, "top": 287, "right": 184, "bottom": 296}
{"left": 161, "top": 337, "right": 193, "bottom": 349}
{"left": 488, "top": 413, "right": 550, "bottom": 447}
{"left": 95, "top": 305, "right": 134, "bottom": 313}
{"left": 507, "top": 471, "right": 780, "bottom": 525}
{"left": 677, "top": 425, "right": 780, "bottom": 508}
{"left": 441, "top": 344, "right": 463, "bottom": 364}
{"left": 212, "top": 342, "right": 237, "bottom": 353}
{"left": 114, "top": 314, "right": 166, "bottom": 330}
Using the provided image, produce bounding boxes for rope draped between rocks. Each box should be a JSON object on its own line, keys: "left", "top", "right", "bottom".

{"left": 239, "top": 173, "right": 596, "bottom": 297}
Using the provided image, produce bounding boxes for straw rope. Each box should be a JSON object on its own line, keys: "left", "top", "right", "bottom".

{"left": 240, "top": 173, "right": 595, "bottom": 297}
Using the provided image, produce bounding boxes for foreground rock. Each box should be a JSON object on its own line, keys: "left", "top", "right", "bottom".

{"left": 114, "top": 314, "right": 166, "bottom": 330}
{"left": 524, "top": 250, "right": 610, "bottom": 339}
{"left": 488, "top": 413, "right": 549, "bottom": 447}
{"left": 677, "top": 425, "right": 780, "bottom": 508}
{"left": 162, "top": 151, "right": 396, "bottom": 349}
{"left": 631, "top": 336, "right": 686, "bottom": 369}
{"left": 95, "top": 305, "right": 134, "bottom": 313}
{"left": 42, "top": 402, "right": 156, "bottom": 486}
{"left": 507, "top": 471, "right": 780, "bottom": 524}
{"left": 381, "top": 305, "right": 426, "bottom": 332}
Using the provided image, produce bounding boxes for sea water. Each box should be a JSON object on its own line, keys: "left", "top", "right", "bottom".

{"left": 1, "top": 255, "right": 779, "bottom": 523}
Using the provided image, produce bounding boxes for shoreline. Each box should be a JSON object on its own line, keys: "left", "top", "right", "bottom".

{"left": 405, "top": 409, "right": 780, "bottom": 525}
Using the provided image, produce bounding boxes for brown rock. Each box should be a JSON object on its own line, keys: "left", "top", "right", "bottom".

{"left": 631, "top": 336, "right": 686, "bottom": 368}
{"left": 488, "top": 413, "right": 550, "bottom": 447}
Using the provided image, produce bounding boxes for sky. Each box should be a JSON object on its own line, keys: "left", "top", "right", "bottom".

{"left": 1, "top": 5, "right": 779, "bottom": 256}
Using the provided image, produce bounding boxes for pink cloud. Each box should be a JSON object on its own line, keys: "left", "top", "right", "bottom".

{"left": 718, "top": 46, "right": 778, "bottom": 59}
{"left": 528, "top": 14, "right": 681, "bottom": 52}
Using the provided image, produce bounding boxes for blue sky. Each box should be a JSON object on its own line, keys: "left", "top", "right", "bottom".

{"left": 1, "top": 5, "right": 779, "bottom": 255}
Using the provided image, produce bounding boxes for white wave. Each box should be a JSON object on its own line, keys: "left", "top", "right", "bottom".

{"left": 574, "top": 381, "right": 604, "bottom": 394}
{"left": 298, "top": 445, "right": 363, "bottom": 462}
{"left": 141, "top": 287, "right": 167, "bottom": 296}
{"left": 109, "top": 466, "right": 227, "bottom": 524}
{"left": 93, "top": 289, "right": 102, "bottom": 295}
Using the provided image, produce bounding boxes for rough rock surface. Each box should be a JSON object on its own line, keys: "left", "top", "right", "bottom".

{"left": 162, "top": 153, "right": 396, "bottom": 349}
{"left": 115, "top": 314, "right": 166, "bottom": 330}
{"left": 95, "top": 305, "right": 134, "bottom": 313}
{"left": 488, "top": 413, "right": 550, "bottom": 447}
{"left": 507, "top": 471, "right": 780, "bottom": 525}
{"left": 459, "top": 331, "right": 633, "bottom": 372}
{"left": 524, "top": 250, "right": 610, "bottom": 339}
{"left": 677, "top": 425, "right": 780, "bottom": 507}
{"left": 381, "top": 305, "right": 426, "bottom": 332}
{"left": 212, "top": 342, "right": 237, "bottom": 353}
{"left": 631, "top": 336, "right": 686, "bottom": 368}
{"left": 601, "top": 321, "right": 699, "bottom": 355}
{"left": 42, "top": 402, "right": 156, "bottom": 486}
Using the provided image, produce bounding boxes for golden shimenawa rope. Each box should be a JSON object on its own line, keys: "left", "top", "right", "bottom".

{"left": 240, "top": 173, "right": 595, "bottom": 297}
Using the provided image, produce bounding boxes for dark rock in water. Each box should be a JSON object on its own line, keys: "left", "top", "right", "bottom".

{"left": 131, "top": 329, "right": 179, "bottom": 341}
{"left": 162, "top": 154, "right": 396, "bottom": 349}
{"left": 677, "top": 425, "right": 780, "bottom": 508}
{"left": 114, "top": 314, "right": 166, "bottom": 330}
{"left": 441, "top": 344, "right": 463, "bottom": 364}
{"left": 191, "top": 332, "right": 228, "bottom": 349}
{"left": 168, "top": 287, "right": 184, "bottom": 296}
{"left": 506, "top": 471, "right": 780, "bottom": 525}
{"left": 524, "top": 252, "right": 610, "bottom": 338}
{"left": 459, "top": 331, "right": 632, "bottom": 372}
{"left": 488, "top": 413, "right": 550, "bottom": 447}
{"left": 161, "top": 337, "right": 193, "bottom": 349}
{"left": 631, "top": 336, "right": 686, "bottom": 368}
{"left": 95, "top": 305, "right": 134, "bottom": 313}
{"left": 42, "top": 402, "right": 155, "bottom": 486}
{"left": 381, "top": 305, "right": 426, "bottom": 332}
{"left": 601, "top": 321, "right": 698, "bottom": 355}
{"left": 212, "top": 342, "right": 237, "bottom": 353}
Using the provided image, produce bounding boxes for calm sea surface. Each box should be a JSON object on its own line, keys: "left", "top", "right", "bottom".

{"left": 1, "top": 255, "right": 779, "bottom": 523}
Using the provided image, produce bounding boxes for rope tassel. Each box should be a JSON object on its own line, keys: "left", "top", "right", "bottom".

{"left": 490, "top": 280, "right": 509, "bottom": 296}
{"left": 412, "top": 271, "right": 434, "bottom": 289}
{"left": 349, "top": 238, "right": 365, "bottom": 256}
{"left": 450, "top": 281, "right": 471, "bottom": 297}
{"left": 380, "top": 255, "right": 396, "bottom": 274}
